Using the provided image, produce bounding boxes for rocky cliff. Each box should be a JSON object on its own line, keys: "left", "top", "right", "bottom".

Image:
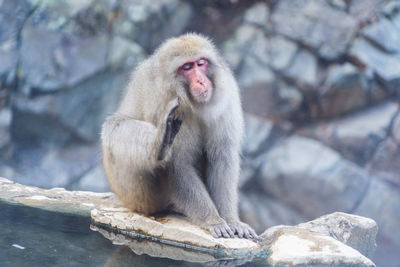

{"left": 0, "top": 0, "right": 399, "bottom": 266}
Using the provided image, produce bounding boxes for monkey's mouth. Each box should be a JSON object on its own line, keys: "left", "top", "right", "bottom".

{"left": 191, "top": 87, "right": 211, "bottom": 102}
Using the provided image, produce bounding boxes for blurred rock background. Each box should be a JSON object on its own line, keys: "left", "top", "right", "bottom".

{"left": 0, "top": 0, "right": 399, "bottom": 266}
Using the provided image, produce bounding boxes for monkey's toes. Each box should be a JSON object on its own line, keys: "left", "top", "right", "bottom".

{"left": 208, "top": 223, "right": 235, "bottom": 238}
{"left": 228, "top": 222, "right": 259, "bottom": 241}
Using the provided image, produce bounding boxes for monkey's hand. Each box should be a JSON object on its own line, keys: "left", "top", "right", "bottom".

{"left": 157, "top": 98, "right": 183, "bottom": 161}
{"left": 207, "top": 221, "right": 235, "bottom": 238}
{"left": 227, "top": 221, "right": 259, "bottom": 241}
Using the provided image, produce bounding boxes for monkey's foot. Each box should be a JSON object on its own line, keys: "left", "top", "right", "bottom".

{"left": 208, "top": 222, "right": 235, "bottom": 238}
{"left": 228, "top": 221, "right": 258, "bottom": 240}
{"left": 158, "top": 98, "right": 183, "bottom": 160}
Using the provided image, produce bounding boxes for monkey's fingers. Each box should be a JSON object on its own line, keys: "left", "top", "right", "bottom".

{"left": 171, "top": 115, "right": 183, "bottom": 136}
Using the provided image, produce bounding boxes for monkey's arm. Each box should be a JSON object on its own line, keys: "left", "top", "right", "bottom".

{"left": 102, "top": 99, "right": 182, "bottom": 171}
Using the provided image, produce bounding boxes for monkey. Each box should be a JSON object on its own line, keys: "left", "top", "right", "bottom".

{"left": 101, "top": 33, "right": 257, "bottom": 240}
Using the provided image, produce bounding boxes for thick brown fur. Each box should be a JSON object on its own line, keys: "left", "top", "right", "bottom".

{"left": 101, "top": 33, "right": 257, "bottom": 239}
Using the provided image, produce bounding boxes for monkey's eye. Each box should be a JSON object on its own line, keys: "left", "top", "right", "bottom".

{"left": 197, "top": 58, "right": 207, "bottom": 66}
{"left": 181, "top": 63, "right": 193, "bottom": 71}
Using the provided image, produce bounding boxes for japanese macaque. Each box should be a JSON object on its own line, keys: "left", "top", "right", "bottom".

{"left": 101, "top": 33, "right": 257, "bottom": 239}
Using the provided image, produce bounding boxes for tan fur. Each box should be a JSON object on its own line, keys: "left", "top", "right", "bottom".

{"left": 101, "top": 33, "right": 257, "bottom": 239}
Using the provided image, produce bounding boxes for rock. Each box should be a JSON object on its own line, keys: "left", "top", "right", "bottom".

{"left": 349, "top": 0, "right": 387, "bottom": 22}
{"left": 238, "top": 55, "right": 274, "bottom": 87}
{"left": 241, "top": 114, "right": 287, "bottom": 187}
{"left": 243, "top": 2, "right": 269, "bottom": 26}
{"left": 300, "top": 102, "right": 399, "bottom": 164}
{"left": 297, "top": 212, "right": 378, "bottom": 257}
{"left": 240, "top": 191, "right": 307, "bottom": 233}
{"left": 0, "top": 108, "right": 11, "bottom": 148}
{"left": 267, "top": 36, "right": 298, "bottom": 71}
{"left": 91, "top": 208, "right": 261, "bottom": 262}
{"left": 354, "top": 178, "right": 400, "bottom": 266}
{"left": 285, "top": 49, "right": 317, "bottom": 85}
{"left": 11, "top": 69, "right": 125, "bottom": 144}
{"left": 0, "top": 0, "right": 34, "bottom": 80}
{"left": 362, "top": 17, "right": 400, "bottom": 54}
{"left": 367, "top": 137, "right": 400, "bottom": 186}
{"left": 113, "top": 0, "right": 192, "bottom": 53}
{"left": 2, "top": 144, "right": 101, "bottom": 189}
{"left": 19, "top": 0, "right": 111, "bottom": 93}
{"left": 0, "top": 177, "right": 120, "bottom": 216}
{"left": 392, "top": 111, "right": 400, "bottom": 143}
{"left": 319, "top": 63, "right": 372, "bottom": 118}
{"left": 71, "top": 164, "right": 110, "bottom": 192}
{"left": 259, "top": 136, "right": 372, "bottom": 217}
{"left": 261, "top": 225, "right": 375, "bottom": 267}
{"left": 350, "top": 38, "right": 400, "bottom": 88}
{"left": 0, "top": 177, "right": 377, "bottom": 266}
{"left": 223, "top": 24, "right": 261, "bottom": 70}
{"left": 271, "top": 0, "right": 359, "bottom": 59}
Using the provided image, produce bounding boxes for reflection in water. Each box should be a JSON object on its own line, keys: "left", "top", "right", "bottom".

{"left": 0, "top": 203, "right": 269, "bottom": 266}
{"left": 0, "top": 203, "right": 197, "bottom": 266}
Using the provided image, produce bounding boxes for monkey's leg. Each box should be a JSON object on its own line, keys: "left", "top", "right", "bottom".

{"left": 168, "top": 162, "right": 235, "bottom": 238}
{"left": 206, "top": 145, "right": 258, "bottom": 240}
{"left": 102, "top": 115, "right": 170, "bottom": 214}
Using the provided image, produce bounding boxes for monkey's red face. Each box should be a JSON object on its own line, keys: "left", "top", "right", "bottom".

{"left": 179, "top": 58, "right": 213, "bottom": 103}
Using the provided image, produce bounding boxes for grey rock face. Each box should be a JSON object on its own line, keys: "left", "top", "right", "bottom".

{"left": 259, "top": 136, "right": 372, "bottom": 217}
{"left": 1, "top": 1, "right": 400, "bottom": 266}
{"left": 300, "top": 102, "right": 399, "bottom": 165}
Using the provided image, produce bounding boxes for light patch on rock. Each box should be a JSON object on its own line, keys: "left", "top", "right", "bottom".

{"left": 28, "top": 195, "right": 52, "bottom": 201}
{"left": 265, "top": 227, "right": 375, "bottom": 266}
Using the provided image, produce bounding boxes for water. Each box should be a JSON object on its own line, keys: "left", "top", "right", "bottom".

{"left": 0, "top": 203, "right": 204, "bottom": 266}
{"left": 0, "top": 203, "right": 266, "bottom": 267}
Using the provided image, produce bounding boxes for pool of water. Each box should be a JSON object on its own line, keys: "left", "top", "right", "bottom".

{"left": 0, "top": 203, "right": 267, "bottom": 266}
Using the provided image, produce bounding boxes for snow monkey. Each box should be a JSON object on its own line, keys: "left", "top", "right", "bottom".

{"left": 101, "top": 33, "right": 257, "bottom": 239}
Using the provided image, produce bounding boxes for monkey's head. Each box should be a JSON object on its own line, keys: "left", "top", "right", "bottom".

{"left": 156, "top": 33, "right": 223, "bottom": 105}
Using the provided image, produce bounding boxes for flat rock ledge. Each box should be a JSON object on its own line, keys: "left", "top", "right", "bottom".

{"left": 0, "top": 177, "right": 377, "bottom": 266}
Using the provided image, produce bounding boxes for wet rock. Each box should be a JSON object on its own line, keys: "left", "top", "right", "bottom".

{"left": 91, "top": 208, "right": 261, "bottom": 261}
{"left": 261, "top": 225, "right": 375, "bottom": 267}
{"left": 297, "top": 212, "right": 378, "bottom": 257}
{"left": 259, "top": 136, "right": 372, "bottom": 217}
{"left": 0, "top": 177, "right": 120, "bottom": 216}
{"left": 300, "top": 102, "right": 399, "bottom": 164}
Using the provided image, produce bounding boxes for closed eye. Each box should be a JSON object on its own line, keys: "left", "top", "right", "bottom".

{"left": 181, "top": 63, "right": 193, "bottom": 71}
{"left": 197, "top": 58, "right": 206, "bottom": 66}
